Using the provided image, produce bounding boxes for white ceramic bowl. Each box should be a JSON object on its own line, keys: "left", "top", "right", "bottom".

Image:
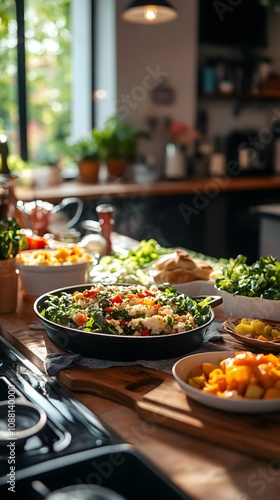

{"left": 172, "top": 351, "right": 280, "bottom": 414}
{"left": 175, "top": 280, "right": 215, "bottom": 296}
{"left": 16, "top": 249, "right": 96, "bottom": 296}
{"left": 215, "top": 287, "right": 280, "bottom": 321}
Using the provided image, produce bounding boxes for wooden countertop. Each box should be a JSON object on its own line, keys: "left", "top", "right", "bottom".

{"left": 1, "top": 288, "right": 280, "bottom": 500}
{"left": 15, "top": 175, "right": 280, "bottom": 203}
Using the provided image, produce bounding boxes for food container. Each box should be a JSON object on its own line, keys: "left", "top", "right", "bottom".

{"left": 215, "top": 287, "right": 280, "bottom": 322}
{"left": 16, "top": 248, "right": 95, "bottom": 297}
{"left": 172, "top": 351, "right": 280, "bottom": 414}
{"left": 34, "top": 286, "right": 222, "bottom": 360}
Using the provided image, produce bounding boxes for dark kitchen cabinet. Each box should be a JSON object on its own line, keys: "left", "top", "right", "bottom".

{"left": 81, "top": 186, "right": 280, "bottom": 262}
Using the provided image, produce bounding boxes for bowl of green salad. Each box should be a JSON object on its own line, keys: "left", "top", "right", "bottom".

{"left": 214, "top": 255, "right": 280, "bottom": 321}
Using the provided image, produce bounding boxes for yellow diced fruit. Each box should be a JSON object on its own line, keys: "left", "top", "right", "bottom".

{"left": 263, "top": 387, "right": 280, "bottom": 399}
{"left": 263, "top": 325, "right": 272, "bottom": 338}
{"left": 271, "top": 329, "right": 280, "bottom": 339}
{"left": 235, "top": 324, "right": 254, "bottom": 336}
{"left": 217, "top": 390, "right": 240, "bottom": 399}
{"left": 250, "top": 319, "right": 266, "bottom": 334}
{"left": 202, "top": 383, "right": 219, "bottom": 395}
{"left": 201, "top": 362, "right": 220, "bottom": 377}
{"left": 244, "top": 384, "right": 264, "bottom": 399}
{"left": 191, "top": 375, "right": 206, "bottom": 389}
{"left": 240, "top": 318, "right": 251, "bottom": 325}
{"left": 188, "top": 375, "right": 205, "bottom": 389}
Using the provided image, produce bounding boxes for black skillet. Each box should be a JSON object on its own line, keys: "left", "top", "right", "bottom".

{"left": 34, "top": 285, "right": 222, "bottom": 361}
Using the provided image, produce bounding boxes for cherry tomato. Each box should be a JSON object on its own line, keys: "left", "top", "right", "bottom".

{"left": 25, "top": 235, "right": 48, "bottom": 250}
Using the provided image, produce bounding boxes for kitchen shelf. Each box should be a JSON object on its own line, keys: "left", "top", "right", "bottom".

{"left": 199, "top": 92, "right": 280, "bottom": 101}
{"left": 198, "top": 91, "right": 280, "bottom": 115}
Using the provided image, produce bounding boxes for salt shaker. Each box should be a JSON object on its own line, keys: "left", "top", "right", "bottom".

{"left": 96, "top": 204, "right": 114, "bottom": 254}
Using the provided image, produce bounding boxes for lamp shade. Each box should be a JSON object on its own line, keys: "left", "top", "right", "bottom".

{"left": 122, "top": 0, "right": 178, "bottom": 24}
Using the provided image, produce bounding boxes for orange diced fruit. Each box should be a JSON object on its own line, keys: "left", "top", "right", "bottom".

{"left": 258, "top": 335, "right": 269, "bottom": 341}
{"left": 189, "top": 365, "right": 203, "bottom": 377}
{"left": 261, "top": 353, "right": 279, "bottom": 365}
{"left": 274, "top": 380, "right": 280, "bottom": 390}
{"left": 201, "top": 362, "right": 220, "bottom": 377}
{"left": 256, "top": 364, "right": 279, "bottom": 390}
{"left": 234, "top": 351, "right": 256, "bottom": 366}
{"left": 263, "top": 387, "right": 280, "bottom": 399}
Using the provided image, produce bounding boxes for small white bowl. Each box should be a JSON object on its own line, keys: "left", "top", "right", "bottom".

{"left": 172, "top": 351, "right": 280, "bottom": 414}
{"left": 215, "top": 287, "right": 280, "bottom": 321}
{"left": 16, "top": 249, "right": 95, "bottom": 296}
{"left": 175, "top": 280, "right": 215, "bottom": 296}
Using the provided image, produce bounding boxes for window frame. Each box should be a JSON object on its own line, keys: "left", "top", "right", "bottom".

{"left": 14, "top": 0, "right": 96, "bottom": 162}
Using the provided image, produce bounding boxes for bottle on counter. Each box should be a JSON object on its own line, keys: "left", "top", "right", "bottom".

{"left": 164, "top": 143, "right": 186, "bottom": 180}
{"left": 209, "top": 136, "right": 226, "bottom": 176}
{"left": 192, "top": 109, "right": 212, "bottom": 177}
{"left": 96, "top": 204, "right": 115, "bottom": 254}
{"left": 78, "top": 220, "right": 107, "bottom": 256}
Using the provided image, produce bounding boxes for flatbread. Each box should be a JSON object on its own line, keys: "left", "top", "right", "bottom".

{"left": 153, "top": 250, "right": 213, "bottom": 284}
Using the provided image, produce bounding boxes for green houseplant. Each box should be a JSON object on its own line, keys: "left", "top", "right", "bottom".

{"left": 100, "top": 115, "right": 150, "bottom": 177}
{"left": 70, "top": 129, "right": 103, "bottom": 182}
{"left": 0, "top": 218, "right": 27, "bottom": 313}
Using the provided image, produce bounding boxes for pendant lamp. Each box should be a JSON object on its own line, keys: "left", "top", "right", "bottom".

{"left": 122, "top": 0, "right": 178, "bottom": 24}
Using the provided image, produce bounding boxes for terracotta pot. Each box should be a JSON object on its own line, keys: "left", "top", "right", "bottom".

{"left": 106, "top": 159, "right": 127, "bottom": 178}
{"left": 78, "top": 160, "right": 100, "bottom": 183}
{"left": 0, "top": 258, "right": 18, "bottom": 313}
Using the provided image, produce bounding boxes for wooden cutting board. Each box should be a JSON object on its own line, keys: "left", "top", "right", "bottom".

{"left": 58, "top": 364, "right": 280, "bottom": 461}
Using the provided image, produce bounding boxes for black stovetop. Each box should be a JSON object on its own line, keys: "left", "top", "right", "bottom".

{"left": 0, "top": 336, "right": 191, "bottom": 500}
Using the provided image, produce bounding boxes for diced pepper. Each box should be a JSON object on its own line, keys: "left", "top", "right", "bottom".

{"left": 111, "top": 294, "right": 123, "bottom": 303}
{"left": 83, "top": 290, "right": 99, "bottom": 298}
{"left": 141, "top": 329, "right": 151, "bottom": 336}
{"left": 104, "top": 307, "right": 114, "bottom": 313}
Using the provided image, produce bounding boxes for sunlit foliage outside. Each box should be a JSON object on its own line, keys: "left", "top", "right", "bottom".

{"left": 0, "top": 0, "right": 72, "bottom": 166}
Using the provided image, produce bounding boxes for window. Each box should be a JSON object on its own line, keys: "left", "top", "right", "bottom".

{"left": 0, "top": 1, "right": 19, "bottom": 154}
{"left": 0, "top": 0, "right": 94, "bottom": 166}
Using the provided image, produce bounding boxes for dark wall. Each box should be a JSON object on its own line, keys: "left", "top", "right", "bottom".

{"left": 79, "top": 188, "right": 280, "bottom": 262}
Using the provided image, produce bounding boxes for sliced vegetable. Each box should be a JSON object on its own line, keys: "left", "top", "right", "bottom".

{"left": 25, "top": 234, "right": 48, "bottom": 250}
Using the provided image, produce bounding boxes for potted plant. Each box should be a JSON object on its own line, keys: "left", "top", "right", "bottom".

{"left": 100, "top": 115, "right": 150, "bottom": 177}
{"left": 70, "top": 129, "right": 103, "bottom": 182}
{"left": 0, "top": 218, "right": 27, "bottom": 313}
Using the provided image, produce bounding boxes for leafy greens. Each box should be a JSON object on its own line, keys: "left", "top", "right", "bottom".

{"left": 215, "top": 255, "right": 280, "bottom": 300}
